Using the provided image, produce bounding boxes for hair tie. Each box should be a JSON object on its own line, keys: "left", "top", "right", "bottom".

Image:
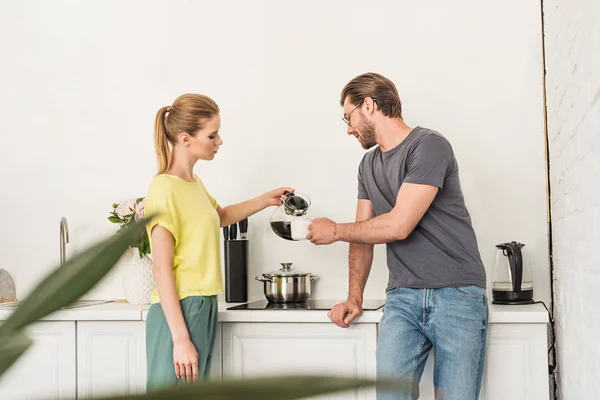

{"left": 166, "top": 106, "right": 172, "bottom": 113}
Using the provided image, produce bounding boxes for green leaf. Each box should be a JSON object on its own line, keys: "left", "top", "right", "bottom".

{"left": 108, "top": 216, "right": 122, "bottom": 223}
{"left": 144, "top": 236, "right": 151, "bottom": 255}
{"left": 0, "top": 218, "right": 149, "bottom": 335}
{"left": 88, "top": 375, "right": 409, "bottom": 400}
{"left": 0, "top": 331, "right": 33, "bottom": 377}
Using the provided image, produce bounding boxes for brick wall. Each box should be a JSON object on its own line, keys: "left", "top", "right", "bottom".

{"left": 543, "top": 0, "right": 600, "bottom": 398}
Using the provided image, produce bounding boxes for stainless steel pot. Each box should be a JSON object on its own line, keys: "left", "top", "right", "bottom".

{"left": 255, "top": 263, "right": 318, "bottom": 303}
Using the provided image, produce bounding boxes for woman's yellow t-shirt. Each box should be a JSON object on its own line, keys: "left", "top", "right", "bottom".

{"left": 144, "top": 174, "right": 223, "bottom": 304}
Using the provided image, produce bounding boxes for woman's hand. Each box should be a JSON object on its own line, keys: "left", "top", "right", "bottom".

{"left": 218, "top": 186, "right": 295, "bottom": 226}
{"left": 260, "top": 187, "right": 295, "bottom": 208}
{"left": 173, "top": 337, "right": 198, "bottom": 383}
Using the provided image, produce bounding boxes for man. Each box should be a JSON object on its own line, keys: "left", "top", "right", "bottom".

{"left": 307, "top": 72, "right": 488, "bottom": 400}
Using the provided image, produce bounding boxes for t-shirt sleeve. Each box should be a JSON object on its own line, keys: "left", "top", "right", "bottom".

{"left": 403, "top": 135, "right": 453, "bottom": 189}
{"left": 197, "top": 178, "right": 219, "bottom": 210}
{"left": 144, "top": 181, "right": 178, "bottom": 242}
{"left": 205, "top": 190, "right": 219, "bottom": 210}
{"left": 357, "top": 161, "right": 370, "bottom": 200}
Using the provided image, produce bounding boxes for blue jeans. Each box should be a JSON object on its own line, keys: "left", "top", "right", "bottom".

{"left": 376, "top": 286, "right": 489, "bottom": 400}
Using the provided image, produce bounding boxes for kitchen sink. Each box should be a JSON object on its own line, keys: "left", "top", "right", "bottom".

{"left": 0, "top": 218, "right": 115, "bottom": 312}
{"left": 0, "top": 300, "right": 113, "bottom": 309}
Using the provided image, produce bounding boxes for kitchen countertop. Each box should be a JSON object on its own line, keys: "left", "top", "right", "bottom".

{"left": 0, "top": 302, "right": 150, "bottom": 321}
{"left": 0, "top": 300, "right": 549, "bottom": 324}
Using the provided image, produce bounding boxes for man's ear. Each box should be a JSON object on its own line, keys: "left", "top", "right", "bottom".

{"left": 363, "top": 97, "right": 377, "bottom": 115}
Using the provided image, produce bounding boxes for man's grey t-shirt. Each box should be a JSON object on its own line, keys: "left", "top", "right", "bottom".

{"left": 357, "top": 126, "right": 486, "bottom": 290}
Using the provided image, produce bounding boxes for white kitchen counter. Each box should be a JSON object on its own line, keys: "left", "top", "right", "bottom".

{"left": 0, "top": 300, "right": 549, "bottom": 324}
{"left": 0, "top": 302, "right": 150, "bottom": 321}
{"left": 0, "top": 300, "right": 551, "bottom": 400}
{"left": 214, "top": 302, "right": 549, "bottom": 324}
{"left": 220, "top": 302, "right": 550, "bottom": 323}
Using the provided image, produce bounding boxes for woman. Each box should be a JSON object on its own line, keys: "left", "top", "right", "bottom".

{"left": 144, "top": 93, "right": 292, "bottom": 390}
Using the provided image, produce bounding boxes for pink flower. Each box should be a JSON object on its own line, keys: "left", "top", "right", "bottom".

{"left": 135, "top": 199, "right": 145, "bottom": 221}
{"left": 115, "top": 199, "right": 136, "bottom": 219}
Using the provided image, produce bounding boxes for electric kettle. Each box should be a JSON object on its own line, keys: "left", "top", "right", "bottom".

{"left": 270, "top": 191, "right": 313, "bottom": 241}
{"left": 491, "top": 241, "right": 534, "bottom": 305}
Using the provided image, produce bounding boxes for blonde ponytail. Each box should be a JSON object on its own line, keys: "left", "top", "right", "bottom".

{"left": 152, "top": 94, "right": 220, "bottom": 174}
{"left": 154, "top": 106, "right": 172, "bottom": 175}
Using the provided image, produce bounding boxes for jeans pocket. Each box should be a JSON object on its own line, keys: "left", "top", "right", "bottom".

{"left": 451, "top": 285, "right": 486, "bottom": 300}
{"left": 385, "top": 286, "right": 400, "bottom": 295}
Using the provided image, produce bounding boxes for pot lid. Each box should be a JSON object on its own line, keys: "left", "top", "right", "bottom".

{"left": 263, "top": 263, "right": 312, "bottom": 277}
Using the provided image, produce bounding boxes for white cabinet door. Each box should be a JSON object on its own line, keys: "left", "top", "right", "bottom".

{"left": 0, "top": 321, "right": 76, "bottom": 400}
{"left": 222, "top": 322, "right": 377, "bottom": 400}
{"left": 77, "top": 321, "right": 146, "bottom": 399}
{"left": 480, "top": 323, "right": 550, "bottom": 400}
{"left": 411, "top": 323, "right": 550, "bottom": 400}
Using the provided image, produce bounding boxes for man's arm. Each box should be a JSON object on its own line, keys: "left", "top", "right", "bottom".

{"left": 308, "top": 134, "right": 451, "bottom": 246}
{"left": 308, "top": 182, "right": 439, "bottom": 245}
{"left": 327, "top": 199, "right": 375, "bottom": 328}
{"left": 335, "top": 182, "right": 438, "bottom": 244}
{"left": 347, "top": 199, "right": 376, "bottom": 303}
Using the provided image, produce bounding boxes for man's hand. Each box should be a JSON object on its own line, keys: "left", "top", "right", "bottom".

{"left": 306, "top": 218, "right": 338, "bottom": 245}
{"left": 327, "top": 299, "right": 363, "bottom": 328}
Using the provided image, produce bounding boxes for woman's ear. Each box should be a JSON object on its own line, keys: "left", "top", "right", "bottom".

{"left": 178, "top": 132, "right": 192, "bottom": 147}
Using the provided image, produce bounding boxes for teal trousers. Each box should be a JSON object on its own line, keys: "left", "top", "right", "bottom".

{"left": 145, "top": 295, "right": 218, "bottom": 391}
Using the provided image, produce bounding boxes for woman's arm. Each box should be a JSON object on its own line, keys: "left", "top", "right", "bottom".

{"left": 150, "top": 225, "right": 199, "bottom": 383}
{"left": 217, "top": 186, "right": 293, "bottom": 227}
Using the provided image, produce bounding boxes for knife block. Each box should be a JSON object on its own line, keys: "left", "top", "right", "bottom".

{"left": 224, "top": 239, "right": 248, "bottom": 303}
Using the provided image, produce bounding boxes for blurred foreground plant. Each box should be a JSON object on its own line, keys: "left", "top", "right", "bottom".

{"left": 0, "top": 218, "right": 407, "bottom": 399}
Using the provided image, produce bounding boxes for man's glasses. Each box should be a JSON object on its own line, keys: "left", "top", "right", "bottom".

{"left": 341, "top": 99, "right": 364, "bottom": 126}
{"left": 342, "top": 98, "right": 376, "bottom": 126}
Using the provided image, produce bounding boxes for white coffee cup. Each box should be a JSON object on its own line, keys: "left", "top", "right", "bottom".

{"left": 290, "top": 218, "right": 311, "bottom": 241}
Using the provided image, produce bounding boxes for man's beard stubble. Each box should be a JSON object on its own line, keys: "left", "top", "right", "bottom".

{"left": 357, "top": 116, "right": 377, "bottom": 150}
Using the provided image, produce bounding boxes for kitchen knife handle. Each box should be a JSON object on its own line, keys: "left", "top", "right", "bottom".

{"left": 223, "top": 226, "right": 229, "bottom": 241}
{"left": 238, "top": 218, "right": 248, "bottom": 239}
{"left": 229, "top": 224, "right": 237, "bottom": 241}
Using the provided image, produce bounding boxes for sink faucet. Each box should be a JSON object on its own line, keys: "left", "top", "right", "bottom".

{"left": 60, "top": 217, "right": 69, "bottom": 267}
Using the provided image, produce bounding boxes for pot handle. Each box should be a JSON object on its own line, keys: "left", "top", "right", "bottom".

{"left": 310, "top": 275, "right": 318, "bottom": 281}
{"left": 255, "top": 276, "right": 272, "bottom": 283}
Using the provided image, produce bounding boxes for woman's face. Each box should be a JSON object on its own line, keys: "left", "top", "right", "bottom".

{"left": 181, "top": 114, "right": 223, "bottom": 161}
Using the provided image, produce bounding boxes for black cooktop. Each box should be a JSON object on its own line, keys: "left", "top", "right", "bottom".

{"left": 226, "top": 299, "right": 385, "bottom": 311}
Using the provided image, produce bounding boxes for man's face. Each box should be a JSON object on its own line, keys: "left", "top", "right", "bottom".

{"left": 343, "top": 98, "right": 377, "bottom": 150}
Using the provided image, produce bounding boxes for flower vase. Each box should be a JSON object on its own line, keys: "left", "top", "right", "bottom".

{"left": 122, "top": 250, "right": 155, "bottom": 304}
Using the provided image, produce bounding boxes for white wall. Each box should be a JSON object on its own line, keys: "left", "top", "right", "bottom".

{"left": 543, "top": 0, "right": 600, "bottom": 398}
{"left": 0, "top": 0, "right": 550, "bottom": 305}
